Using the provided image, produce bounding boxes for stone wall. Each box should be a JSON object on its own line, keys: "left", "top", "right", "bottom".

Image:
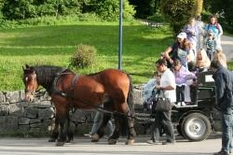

{"left": 0, "top": 87, "right": 144, "bottom": 136}
{"left": 0, "top": 90, "right": 54, "bottom": 136}
{"left": 0, "top": 87, "right": 221, "bottom": 137}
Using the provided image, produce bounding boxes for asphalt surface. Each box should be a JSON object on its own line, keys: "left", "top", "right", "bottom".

{"left": 0, "top": 134, "right": 223, "bottom": 155}
{"left": 221, "top": 35, "right": 233, "bottom": 61}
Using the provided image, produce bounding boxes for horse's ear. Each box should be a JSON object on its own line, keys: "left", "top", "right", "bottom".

{"left": 22, "top": 66, "right": 25, "bottom": 70}
{"left": 25, "top": 64, "right": 30, "bottom": 68}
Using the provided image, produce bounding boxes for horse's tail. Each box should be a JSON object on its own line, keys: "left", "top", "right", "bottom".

{"left": 127, "top": 74, "right": 134, "bottom": 114}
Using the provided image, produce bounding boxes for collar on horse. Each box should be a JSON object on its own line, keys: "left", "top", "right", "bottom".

{"left": 50, "top": 68, "right": 79, "bottom": 98}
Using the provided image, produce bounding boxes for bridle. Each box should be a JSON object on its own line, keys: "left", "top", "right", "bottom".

{"left": 24, "top": 72, "right": 38, "bottom": 101}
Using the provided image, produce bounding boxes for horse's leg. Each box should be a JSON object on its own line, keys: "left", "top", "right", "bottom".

{"left": 125, "top": 111, "right": 136, "bottom": 145}
{"left": 108, "top": 113, "right": 121, "bottom": 145}
{"left": 48, "top": 116, "right": 59, "bottom": 142}
{"left": 56, "top": 111, "right": 69, "bottom": 146}
{"left": 66, "top": 114, "right": 73, "bottom": 143}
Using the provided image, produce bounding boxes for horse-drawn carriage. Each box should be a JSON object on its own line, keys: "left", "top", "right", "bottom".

{"left": 22, "top": 65, "right": 219, "bottom": 146}
{"left": 135, "top": 70, "right": 218, "bottom": 142}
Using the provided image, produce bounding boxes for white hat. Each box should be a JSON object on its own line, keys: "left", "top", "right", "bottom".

{"left": 177, "top": 32, "right": 187, "bottom": 39}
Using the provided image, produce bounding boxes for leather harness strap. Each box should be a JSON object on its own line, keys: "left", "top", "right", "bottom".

{"left": 50, "top": 69, "right": 79, "bottom": 98}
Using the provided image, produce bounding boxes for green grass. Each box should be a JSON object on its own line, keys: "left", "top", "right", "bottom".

{"left": 0, "top": 21, "right": 174, "bottom": 91}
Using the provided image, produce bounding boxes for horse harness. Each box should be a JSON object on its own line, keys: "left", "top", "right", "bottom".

{"left": 49, "top": 68, "right": 134, "bottom": 118}
{"left": 50, "top": 69, "right": 79, "bottom": 98}
{"left": 49, "top": 69, "right": 104, "bottom": 110}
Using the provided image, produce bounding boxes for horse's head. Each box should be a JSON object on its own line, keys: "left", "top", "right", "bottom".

{"left": 22, "top": 64, "right": 38, "bottom": 102}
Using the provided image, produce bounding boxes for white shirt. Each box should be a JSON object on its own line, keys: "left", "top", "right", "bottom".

{"left": 160, "top": 68, "right": 176, "bottom": 103}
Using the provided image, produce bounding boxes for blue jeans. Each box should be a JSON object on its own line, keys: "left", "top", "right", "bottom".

{"left": 90, "top": 111, "right": 113, "bottom": 137}
{"left": 221, "top": 109, "right": 233, "bottom": 153}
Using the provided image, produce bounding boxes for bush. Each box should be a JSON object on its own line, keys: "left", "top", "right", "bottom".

{"left": 147, "top": 12, "right": 166, "bottom": 23}
{"left": 69, "top": 44, "right": 97, "bottom": 69}
{"left": 161, "top": 0, "right": 197, "bottom": 34}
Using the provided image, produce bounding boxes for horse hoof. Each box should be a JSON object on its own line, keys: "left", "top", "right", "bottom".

{"left": 66, "top": 138, "right": 73, "bottom": 143}
{"left": 48, "top": 138, "right": 56, "bottom": 142}
{"left": 125, "top": 139, "right": 135, "bottom": 145}
{"left": 108, "top": 139, "right": 117, "bottom": 145}
{"left": 56, "top": 141, "right": 65, "bottom": 146}
{"left": 91, "top": 134, "right": 99, "bottom": 142}
{"left": 66, "top": 139, "right": 73, "bottom": 143}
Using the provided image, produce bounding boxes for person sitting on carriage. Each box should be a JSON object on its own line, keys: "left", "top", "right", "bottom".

{"left": 173, "top": 59, "right": 196, "bottom": 106}
{"left": 195, "top": 48, "right": 211, "bottom": 73}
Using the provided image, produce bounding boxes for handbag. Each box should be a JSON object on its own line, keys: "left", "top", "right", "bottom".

{"left": 153, "top": 90, "right": 171, "bottom": 112}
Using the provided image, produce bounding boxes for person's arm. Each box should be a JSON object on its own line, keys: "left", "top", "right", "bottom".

{"left": 215, "top": 73, "right": 225, "bottom": 104}
{"left": 156, "top": 85, "right": 174, "bottom": 91}
{"left": 163, "top": 46, "right": 173, "bottom": 64}
{"left": 218, "top": 23, "right": 223, "bottom": 37}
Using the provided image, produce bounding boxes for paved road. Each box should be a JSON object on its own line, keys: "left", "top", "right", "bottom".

{"left": 221, "top": 35, "right": 233, "bottom": 61}
{"left": 0, "top": 134, "right": 223, "bottom": 155}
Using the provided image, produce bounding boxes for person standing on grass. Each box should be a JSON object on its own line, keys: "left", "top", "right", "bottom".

{"left": 211, "top": 60, "right": 233, "bottom": 155}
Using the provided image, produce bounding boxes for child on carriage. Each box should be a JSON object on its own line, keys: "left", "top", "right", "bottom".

{"left": 173, "top": 59, "right": 196, "bottom": 106}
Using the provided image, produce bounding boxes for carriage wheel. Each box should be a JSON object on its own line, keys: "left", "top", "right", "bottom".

{"left": 181, "top": 113, "right": 211, "bottom": 141}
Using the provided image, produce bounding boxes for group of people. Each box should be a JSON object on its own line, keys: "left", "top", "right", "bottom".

{"left": 83, "top": 14, "right": 232, "bottom": 155}
{"left": 144, "top": 14, "right": 233, "bottom": 155}
{"left": 160, "top": 14, "right": 226, "bottom": 106}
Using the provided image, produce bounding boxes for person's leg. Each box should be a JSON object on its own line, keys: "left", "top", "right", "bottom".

{"left": 221, "top": 113, "right": 233, "bottom": 153}
{"left": 90, "top": 111, "right": 102, "bottom": 135}
{"left": 184, "top": 85, "right": 191, "bottom": 102}
{"left": 181, "top": 85, "right": 185, "bottom": 102}
{"left": 105, "top": 119, "right": 114, "bottom": 137}
{"left": 176, "top": 86, "right": 181, "bottom": 102}
{"left": 206, "top": 50, "right": 211, "bottom": 60}
{"left": 161, "top": 110, "right": 175, "bottom": 143}
{"left": 154, "top": 112, "right": 162, "bottom": 142}
{"left": 147, "top": 112, "right": 161, "bottom": 144}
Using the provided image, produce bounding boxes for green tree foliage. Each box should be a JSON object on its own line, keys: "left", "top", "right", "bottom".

{"left": 160, "top": 0, "right": 197, "bottom": 34}
{"left": 2, "top": 0, "right": 36, "bottom": 19}
{"left": 207, "top": 0, "right": 233, "bottom": 28}
{"left": 1, "top": 0, "right": 135, "bottom": 21}
{"left": 84, "top": 0, "right": 135, "bottom": 21}
{"left": 0, "top": 0, "right": 4, "bottom": 19}
{"left": 129, "top": 0, "right": 161, "bottom": 18}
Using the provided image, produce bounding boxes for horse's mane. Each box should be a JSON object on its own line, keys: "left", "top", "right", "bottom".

{"left": 34, "top": 65, "right": 69, "bottom": 90}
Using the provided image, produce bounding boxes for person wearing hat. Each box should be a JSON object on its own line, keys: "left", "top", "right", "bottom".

{"left": 162, "top": 32, "right": 192, "bottom": 68}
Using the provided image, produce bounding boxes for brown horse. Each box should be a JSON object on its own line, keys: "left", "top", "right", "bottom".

{"left": 22, "top": 65, "right": 136, "bottom": 146}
